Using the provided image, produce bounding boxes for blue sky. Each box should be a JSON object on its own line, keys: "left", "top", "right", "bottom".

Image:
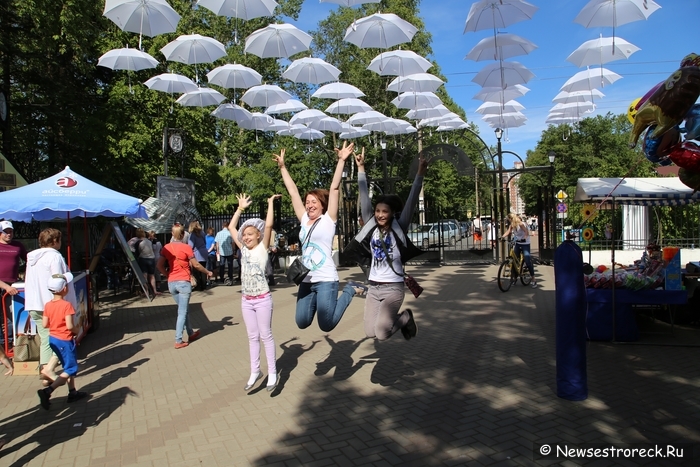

{"left": 282, "top": 0, "right": 700, "bottom": 169}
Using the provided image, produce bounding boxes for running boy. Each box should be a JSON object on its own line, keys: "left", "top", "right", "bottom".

{"left": 37, "top": 273, "right": 87, "bottom": 410}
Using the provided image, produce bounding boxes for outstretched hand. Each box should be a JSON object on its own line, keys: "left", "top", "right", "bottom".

{"left": 417, "top": 155, "right": 429, "bottom": 176}
{"left": 353, "top": 147, "right": 365, "bottom": 168}
{"left": 236, "top": 193, "right": 252, "bottom": 210}
{"left": 334, "top": 141, "right": 355, "bottom": 161}
{"left": 273, "top": 148, "right": 286, "bottom": 168}
{"left": 267, "top": 194, "right": 282, "bottom": 204}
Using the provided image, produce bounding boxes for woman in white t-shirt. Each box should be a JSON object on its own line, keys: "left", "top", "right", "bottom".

{"left": 274, "top": 142, "right": 366, "bottom": 332}
{"left": 501, "top": 213, "right": 536, "bottom": 288}
{"left": 229, "top": 193, "right": 281, "bottom": 392}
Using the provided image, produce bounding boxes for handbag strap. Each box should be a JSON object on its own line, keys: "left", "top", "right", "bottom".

{"left": 378, "top": 229, "right": 405, "bottom": 278}
{"left": 23, "top": 313, "right": 32, "bottom": 335}
{"left": 300, "top": 218, "right": 321, "bottom": 253}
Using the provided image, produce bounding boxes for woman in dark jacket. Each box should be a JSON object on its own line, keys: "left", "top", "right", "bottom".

{"left": 188, "top": 221, "right": 208, "bottom": 291}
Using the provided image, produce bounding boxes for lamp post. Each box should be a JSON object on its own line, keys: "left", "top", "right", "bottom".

{"left": 494, "top": 127, "right": 504, "bottom": 263}
{"left": 548, "top": 151, "right": 556, "bottom": 250}
{"left": 379, "top": 135, "right": 388, "bottom": 192}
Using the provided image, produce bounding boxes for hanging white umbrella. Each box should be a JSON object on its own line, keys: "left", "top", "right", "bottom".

{"left": 103, "top": 0, "right": 181, "bottom": 50}
{"left": 339, "top": 128, "right": 371, "bottom": 139}
{"left": 363, "top": 118, "right": 409, "bottom": 133}
{"left": 295, "top": 128, "right": 325, "bottom": 140}
{"left": 391, "top": 92, "right": 442, "bottom": 110}
{"left": 240, "top": 84, "right": 292, "bottom": 108}
{"left": 546, "top": 115, "right": 582, "bottom": 124}
{"left": 264, "top": 99, "right": 308, "bottom": 115}
{"left": 176, "top": 87, "right": 227, "bottom": 107}
{"left": 367, "top": 50, "right": 432, "bottom": 76}
{"left": 566, "top": 35, "right": 640, "bottom": 68}
{"left": 464, "top": 0, "right": 539, "bottom": 33}
{"left": 212, "top": 103, "right": 253, "bottom": 122}
{"left": 560, "top": 67, "right": 622, "bottom": 92}
{"left": 161, "top": 34, "right": 227, "bottom": 64}
{"left": 325, "top": 98, "right": 372, "bottom": 115}
{"left": 552, "top": 89, "right": 605, "bottom": 104}
{"left": 472, "top": 61, "right": 534, "bottom": 88}
{"left": 320, "top": 0, "right": 380, "bottom": 6}
{"left": 418, "top": 112, "right": 461, "bottom": 128}
{"left": 385, "top": 125, "right": 417, "bottom": 136}
{"left": 312, "top": 82, "right": 365, "bottom": 99}
{"left": 264, "top": 118, "right": 294, "bottom": 132}
{"left": 486, "top": 118, "right": 526, "bottom": 129}
{"left": 197, "top": 0, "right": 279, "bottom": 44}
{"left": 344, "top": 13, "right": 418, "bottom": 49}
{"left": 289, "top": 109, "right": 327, "bottom": 125}
{"left": 551, "top": 101, "right": 595, "bottom": 114}
{"left": 387, "top": 73, "right": 444, "bottom": 93}
{"left": 282, "top": 57, "right": 341, "bottom": 84}
{"left": 98, "top": 46, "right": 159, "bottom": 71}
{"left": 347, "top": 111, "right": 386, "bottom": 125}
{"left": 276, "top": 124, "right": 307, "bottom": 136}
{"left": 482, "top": 112, "right": 527, "bottom": 128}
{"left": 473, "top": 84, "right": 530, "bottom": 102}
{"left": 206, "top": 64, "right": 262, "bottom": 103}
{"left": 244, "top": 23, "right": 312, "bottom": 59}
{"left": 144, "top": 73, "right": 198, "bottom": 94}
{"left": 308, "top": 117, "right": 344, "bottom": 133}
{"left": 465, "top": 33, "right": 537, "bottom": 61}
{"left": 436, "top": 121, "right": 469, "bottom": 131}
{"left": 238, "top": 112, "right": 274, "bottom": 131}
{"left": 476, "top": 100, "right": 525, "bottom": 115}
{"left": 405, "top": 105, "right": 451, "bottom": 120}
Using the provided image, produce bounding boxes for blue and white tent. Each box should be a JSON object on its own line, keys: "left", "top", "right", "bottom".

{"left": 574, "top": 177, "right": 700, "bottom": 206}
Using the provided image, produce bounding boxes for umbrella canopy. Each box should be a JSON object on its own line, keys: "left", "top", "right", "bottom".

{"left": 308, "top": 117, "right": 344, "bottom": 133}
{"left": 161, "top": 34, "right": 227, "bottom": 65}
{"left": 391, "top": 92, "right": 442, "bottom": 110}
{"left": 276, "top": 124, "right": 307, "bottom": 136}
{"left": 282, "top": 57, "right": 341, "bottom": 85}
{"left": 325, "top": 98, "right": 372, "bottom": 115}
{"left": 546, "top": 115, "right": 582, "bottom": 124}
{"left": 312, "top": 82, "right": 365, "bottom": 99}
{"left": 144, "top": 73, "right": 198, "bottom": 94}
{"left": 405, "top": 104, "right": 451, "bottom": 120}
{"left": 384, "top": 125, "right": 417, "bottom": 136}
{"left": 574, "top": 0, "right": 661, "bottom": 28}
{"left": 552, "top": 89, "right": 605, "bottom": 104}
{"left": 103, "top": 0, "right": 180, "bottom": 47}
{"left": 344, "top": 13, "right": 418, "bottom": 49}
{"left": 98, "top": 47, "right": 159, "bottom": 71}
{"left": 0, "top": 166, "right": 147, "bottom": 222}
{"left": 367, "top": 50, "right": 432, "bottom": 76}
{"left": 211, "top": 103, "right": 253, "bottom": 122}
{"left": 240, "top": 84, "right": 292, "bottom": 107}
{"left": 567, "top": 35, "right": 640, "bottom": 68}
{"left": 347, "top": 111, "right": 386, "bottom": 125}
{"left": 476, "top": 100, "right": 525, "bottom": 115}
{"left": 363, "top": 118, "right": 410, "bottom": 133}
{"left": 339, "top": 128, "right": 371, "bottom": 139}
{"left": 244, "top": 23, "right": 312, "bottom": 59}
{"left": 387, "top": 73, "right": 444, "bottom": 93}
{"left": 289, "top": 109, "right": 327, "bottom": 125}
{"left": 238, "top": 112, "right": 274, "bottom": 131}
{"left": 482, "top": 112, "right": 527, "bottom": 128}
{"left": 560, "top": 67, "right": 622, "bottom": 92}
{"left": 472, "top": 61, "right": 534, "bottom": 88}
{"left": 176, "top": 87, "right": 227, "bottom": 107}
{"left": 473, "top": 84, "right": 530, "bottom": 102}
{"left": 294, "top": 128, "right": 325, "bottom": 140}
{"left": 321, "top": 0, "right": 380, "bottom": 6}
{"left": 551, "top": 101, "right": 596, "bottom": 114}
{"left": 264, "top": 118, "right": 293, "bottom": 132}
{"left": 465, "top": 33, "right": 537, "bottom": 61}
{"left": 464, "top": 0, "right": 539, "bottom": 33}
{"left": 264, "top": 99, "right": 308, "bottom": 114}
{"left": 418, "top": 112, "right": 461, "bottom": 128}
{"left": 197, "top": 0, "right": 278, "bottom": 20}
{"left": 206, "top": 64, "right": 262, "bottom": 89}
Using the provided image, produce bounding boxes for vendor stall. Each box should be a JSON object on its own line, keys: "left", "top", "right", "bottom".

{"left": 574, "top": 177, "right": 699, "bottom": 341}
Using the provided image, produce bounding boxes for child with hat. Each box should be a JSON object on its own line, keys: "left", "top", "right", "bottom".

{"left": 36, "top": 273, "right": 87, "bottom": 410}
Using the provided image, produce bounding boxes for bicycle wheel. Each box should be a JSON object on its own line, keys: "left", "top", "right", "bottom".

{"left": 520, "top": 259, "right": 532, "bottom": 286}
{"left": 498, "top": 258, "right": 515, "bottom": 292}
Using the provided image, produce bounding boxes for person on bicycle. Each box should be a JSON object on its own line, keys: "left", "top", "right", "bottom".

{"left": 501, "top": 213, "right": 536, "bottom": 288}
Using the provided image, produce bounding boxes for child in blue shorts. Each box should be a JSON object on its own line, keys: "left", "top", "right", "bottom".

{"left": 37, "top": 273, "right": 87, "bottom": 410}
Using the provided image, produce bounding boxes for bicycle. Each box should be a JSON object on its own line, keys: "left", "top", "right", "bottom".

{"left": 497, "top": 239, "right": 533, "bottom": 292}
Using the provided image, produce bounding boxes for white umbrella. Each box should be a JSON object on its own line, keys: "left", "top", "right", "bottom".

{"left": 206, "top": 64, "right": 262, "bottom": 93}
{"left": 264, "top": 118, "right": 294, "bottom": 132}
{"left": 289, "top": 109, "right": 327, "bottom": 125}
{"left": 387, "top": 73, "right": 444, "bottom": 93}
{"left": 347, "top": 111, "right": 386, "bottom": 125}
{"left": 552, "top": 89, "right": 604, "bottom": 104}
{"left": 391, "top": 92, "right": 442, "bottom": 110}
{"left": 161, "top": 34, "right": 227, "bottom": 64}
{"left": 325, "top": 98, "right": 372, "bottom": 115}
{"left": 472, "top": 61, "right": 534, "bottom": 88}
{"left": 277, "top": 124, "right": 307, "bottom": 136}
{"left": 566, "top": 35, "right": 640, "bottom": 68}
{"left": 320, "top": 0, "right": 380, "bottom": 6}
{"left": 282, "top": 57, "right": 341, "bottom": 84}
{"left": 367, "top": 50, "right": 432, "bottom": 76}
{"left": 240, "top": 84, "right": 292, "bottom": 108}
{"left": 574, "top": 0, "right": 661, "bottom": 51}
{"left": 482, "top": 112, "right": 527, "bottom": 128}
{"left": 344, "top": 13, "right": 418, "bottom": 49}
{"left": 339, "top": 128, "right": 371, "bottom": 139}
{"left": 546, "top": 115, "right": 581, "bottom": 124}
{"left": 551, "top": 102, "right": 595, "bottom": 114}
{"left": 560, "top": 67, "right": 622, "bottom": 92}
{"left": 295, "top": 128, "right": 325, "bottom": 140}
{"left": 363, "top": 118, "right": 409, "bottom": 133}
{"left": 476, "top": 100, "right": 525, "bottom": 115}
{"left": 473, "top": 84, "right": 530, "bottom": 102}
{"left": 465, "top": 33, "right": 537, "bottom": 61}
{"left": 486, "top": 118, "right": 526, "bottom": 129}
{"left": 384, "top": 125, "right": 417, "bottom": 136}
{"left": 211, "top": 103, "right": 253, "bottom": 122}
{"left": 238, "top": 112, "right": 274, "bottom": 131}
{"left": 176, "top": 87, "right": 227, "bottom": 107}
{"left": 436, "top": 121, "right": 469, "bottom": 131}
{"left": 418, "top": 112, "right": 461, "bottom": 128}
{"left": 312, "top": 82, "right": 365, "bottom": 99}
{"left": 265, "top": 99, "right": 308, "bottom": 115}
{"left": 464, "top": 0, "right": 539, "bottom": 33}
{"left": 103, "top": 0, "right": 181, "bottom": 49}
{"left": 98, "top": 46, "right": 159, "bottom": 71}
{"left": 405, "top": 105, "right": 451, "bottom": 120}
{"left": 197, "top": 0, "right": 279, "bottom": 44}
{"left": 308, "top": 117, "right": 344, "bottom": 133}
{"left": 144, "top": 73, "right": 198, "bottom": 94}
{"left": 244, "top": 23, "right": 312, "bottom": 59}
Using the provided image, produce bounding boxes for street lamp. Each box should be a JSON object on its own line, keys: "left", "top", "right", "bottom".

{"left": 548, "top": 151, "right": 557, "bottom": 251}
{"left": 494, "top": 127, "right": 504, "bottom": 262}
{"left": 379, "top": 135, "right": 388, "bottom": 192}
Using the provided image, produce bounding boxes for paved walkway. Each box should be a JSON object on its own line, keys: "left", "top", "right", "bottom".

{"left": 1, "top": 264, "right": 699, "bottom": 466}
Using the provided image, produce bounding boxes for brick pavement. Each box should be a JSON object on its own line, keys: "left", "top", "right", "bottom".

{"left": 1, "top": 264, "right": 699, "bottom": 466}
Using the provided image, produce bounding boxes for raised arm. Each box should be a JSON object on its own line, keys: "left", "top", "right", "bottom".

{"left": 354, "top": 147, "right": 373, "bottom": 224}
{"left": 398, "top": 155, "right": 428, "bottom": 230}
{"left": 228, "top": 193, "right": 252, "bottom": 250}
{"left": 273, "top": 149, "right": 306, "bottom": 221}
{"left": 327, "top": 141, "right": 355, "bottom": 222}
{"left": 263, "top": 194, "right": 282, "bottom": 249}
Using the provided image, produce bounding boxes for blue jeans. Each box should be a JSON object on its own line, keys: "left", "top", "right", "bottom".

{"left": 169, "top": 281, "right": 194, "bottom": 343}
{"left": 296, "top": 281, "right": 356, "bottom": 332}
{"left": 514, "top": 242, "right": 535, "bottom": 277}
{"left": 206, "top": 256, "right": 217, "bottom": 277}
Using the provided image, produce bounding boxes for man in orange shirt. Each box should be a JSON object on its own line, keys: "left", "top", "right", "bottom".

{"left": 36, "top": 273, "right": 87, "bottom": 410}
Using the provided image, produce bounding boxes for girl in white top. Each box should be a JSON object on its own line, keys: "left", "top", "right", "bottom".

{"left": 501, "top": 213, "right": 536, "bottom": 288}
{"left": 229, "top": 193, "right": 281, "bottom": 392}
{"left": 274, "top": 142, "right": 366, "bottom": 333}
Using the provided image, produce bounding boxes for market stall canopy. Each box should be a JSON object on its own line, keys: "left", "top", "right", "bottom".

{"left": 574, "top": 177, "right": 700, "bottom": 206}
{"left": 0, "top": 166, "right": 148, "bottom": 222}
{"left": 125, "top": 197, "right": 200, "bottom": 234}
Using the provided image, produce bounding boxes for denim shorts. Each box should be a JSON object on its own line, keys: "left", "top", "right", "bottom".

{"left": 49, "top": 336, "right": 79, "bottom": 376}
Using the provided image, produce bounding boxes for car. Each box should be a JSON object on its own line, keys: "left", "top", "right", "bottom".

{"left": 460, "top": 221, "right": 470, "bottom": 237}
{"left": 439, "top": 219, "right": 462, "bottom": 241}
{"left": 408, "top": 222, "right": 460, "bottom": 248}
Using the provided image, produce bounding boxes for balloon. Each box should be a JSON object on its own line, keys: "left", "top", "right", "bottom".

{"left": 679, "top": 167, "right": 700, "bottom": 193}
{"left": 680, "top": 53, "right": 700, "bottom": 68}
{"left": 683, "top": 103, "right": 700, "bottom": 140}
{"left": 629, "top": 65, "right": 700, "bottom": 148}
{"left": 669, "top": 140, "right": 700, "bottom": 172}
{"left": 643, "top": 124, "right": 680, "bottom": 165}
{"left": 627, "top": 97, "right": 641, "bottom": 124}
{"left": 636, "top": 81, "right": 662, "bottom": 110}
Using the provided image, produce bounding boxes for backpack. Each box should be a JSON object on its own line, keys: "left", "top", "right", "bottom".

{"left": 133, "top": 239, "right": 142, "bottom": 259}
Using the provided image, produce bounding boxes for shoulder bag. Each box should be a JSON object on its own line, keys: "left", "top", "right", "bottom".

{"left": 378, "top": 230, "right": 423, "bottom": 298}
{"left": 286, "top": 219, "right": 320, "bottom": 285}
{"left": 14, "top": 315, "right": 40, "bottom": 362}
